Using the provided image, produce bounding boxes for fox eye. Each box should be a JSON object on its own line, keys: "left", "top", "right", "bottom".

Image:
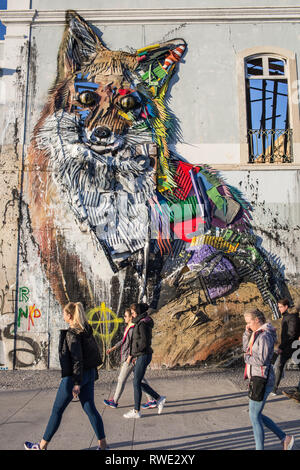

{"left": 119, "top": 94, "right": 138, "bottom": 111}
{"left": 78, "top": 91, "right": 98, "bottom": 106}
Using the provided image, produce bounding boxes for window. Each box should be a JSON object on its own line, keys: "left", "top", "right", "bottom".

{"left": 245, "top": 54, "right": 292, "bottom": 164}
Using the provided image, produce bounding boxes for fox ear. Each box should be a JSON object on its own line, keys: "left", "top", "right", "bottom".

{"left": 135, "top": 39, "right": 186, "bottom": 95}
{"left": 56, "top": 10, "right": 108, "bottom": 81}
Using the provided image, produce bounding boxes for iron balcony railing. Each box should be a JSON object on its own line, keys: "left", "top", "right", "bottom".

{"left": 248, "top": 128, "right": 293, "bottom": 163}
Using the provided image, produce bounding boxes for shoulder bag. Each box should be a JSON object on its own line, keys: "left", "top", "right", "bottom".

{"left": 248, "top": 365, "right": 270, "bottom": 402}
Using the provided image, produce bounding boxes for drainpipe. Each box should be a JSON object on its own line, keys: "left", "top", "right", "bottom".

{"left": 13, "top": 5, "right": 38, "bottom": 368}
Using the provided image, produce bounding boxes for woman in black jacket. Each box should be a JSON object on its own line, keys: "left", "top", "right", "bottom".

{"left": 123, "top": 303, "right": 166, "bottom": 419}
{"left": 24, "top": 302, "right": 108, "bottom": 450}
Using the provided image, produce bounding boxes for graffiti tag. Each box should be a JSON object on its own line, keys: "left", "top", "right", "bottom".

{"left": 17, "top": 287, "right": 42, "bottom": 331}
{"left": 0, "top": 287, "right": 17, "bottom": 315}
{"left": 19, "top": 286, "right": 30, "bottom": 302}
{"left": 3, "top": 322, "right": 48, "bottom": 368}
{"left": 18, "top": 304, "right": 42, "bottom": 330}
{"left": 86, "top": 302, "right": 123, "bottom": 343}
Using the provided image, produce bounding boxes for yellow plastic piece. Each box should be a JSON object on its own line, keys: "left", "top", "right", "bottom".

{"left": 118, "top": 109, "right": 132, "bottom": 121}
{"left": 137, "top": 44, "right": 160, "bottom": 54}
{"left": 190, "top": 235, "right": 239, "bottom": 253}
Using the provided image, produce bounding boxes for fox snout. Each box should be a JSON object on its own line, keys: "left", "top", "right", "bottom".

{"left": 70, "top": 78, "right": 147, "bottom": 154}
{"left": 92, "top": 126, "right": 111, "bottom": 140}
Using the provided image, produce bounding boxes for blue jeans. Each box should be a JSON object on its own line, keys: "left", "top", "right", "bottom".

{"left": 249, "top": 384, "right": 286, "bottom": 450}
{"left": 43, "top": 368, "right": 105, "bottom": 442}
{"left": 133, "top": 354, "right": 160, "bottom": 411}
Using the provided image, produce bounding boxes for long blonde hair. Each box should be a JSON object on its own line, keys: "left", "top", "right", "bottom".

{"left": 64, "top": 302, "right": 88, "bottom": 333}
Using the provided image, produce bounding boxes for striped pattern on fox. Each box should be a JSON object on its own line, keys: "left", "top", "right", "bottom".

{"left": 27, "top": 10, "right": 287, "bottom": 324}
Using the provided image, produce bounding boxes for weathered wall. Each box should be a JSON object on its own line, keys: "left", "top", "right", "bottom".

{"left": 0, "top": 3, "right": 300, "bottom": 370}
{"left": 0, "top": 12, "right": 32, "bottom": 369}
{"left": 20, "top": 14, "right": 300, "bottom": 165}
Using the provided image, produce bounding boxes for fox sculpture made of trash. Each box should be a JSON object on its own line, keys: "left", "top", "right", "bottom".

{"left": 27, "top": 10, "right": 287, "bottom": 327}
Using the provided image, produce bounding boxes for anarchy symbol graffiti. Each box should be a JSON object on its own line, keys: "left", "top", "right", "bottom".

{"left": 86, "top": 302, "right": 123, "bottom": 343}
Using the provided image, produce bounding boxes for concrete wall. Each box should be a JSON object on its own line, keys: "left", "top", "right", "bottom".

{"left": 0, "top": 2, "right": 299, "bottom": 370}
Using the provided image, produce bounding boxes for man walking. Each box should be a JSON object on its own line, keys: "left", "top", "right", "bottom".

{"left": 282, "top": 298, "right": 300, "bottom": 402}
{"left": 271, "top": 298, "right": 300, "bottom": 396}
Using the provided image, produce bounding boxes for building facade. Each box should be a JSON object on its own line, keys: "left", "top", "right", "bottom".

{"left": 0, "top": 0, "right": 299, "bottom": 370}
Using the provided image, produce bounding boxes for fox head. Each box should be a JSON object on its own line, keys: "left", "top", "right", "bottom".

{"left": 29, "top": 10, "right": 186, "bottom": 280}
{"left": 36, "top": 10, "right": 186, "bottom": 191}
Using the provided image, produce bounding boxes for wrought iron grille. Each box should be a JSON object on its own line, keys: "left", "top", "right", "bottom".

{"left": 248, "top": 128, "right": 293, "bottom": 163}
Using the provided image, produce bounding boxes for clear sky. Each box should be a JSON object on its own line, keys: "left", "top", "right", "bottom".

{"left": 0, "top": 0, "right": 7, "bottom": 41}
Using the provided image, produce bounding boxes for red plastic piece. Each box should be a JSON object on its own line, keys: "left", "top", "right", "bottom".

{"left": 118, "top": 89, "right": 131, "bottom": 95}
{"left": 173, "top": 161, "right": 200, "bottom": 200}
{"left": 172, "top": 216, "right": 205, "bottom": 243}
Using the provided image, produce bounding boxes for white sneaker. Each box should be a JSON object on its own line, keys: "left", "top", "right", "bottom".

{"left": 123, "top": 409, "right": 141, "bottom": 419}
{"left": 283, "top": 435, "right": 294, "bottom": 451}
{"left": 157, "top": 396, "right": 166, "bottom": 414}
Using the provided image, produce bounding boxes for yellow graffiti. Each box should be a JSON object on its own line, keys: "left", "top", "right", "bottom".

{"left": 86, "top": 302, "right": 123, "bottom": 343}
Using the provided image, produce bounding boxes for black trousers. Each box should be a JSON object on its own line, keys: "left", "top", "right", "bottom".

{"left": 273, "top": 352, "right": 292, "bottom": 390}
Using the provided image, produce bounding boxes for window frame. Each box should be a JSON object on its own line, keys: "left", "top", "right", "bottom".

{"left": 237, "top": 46, "right": 300, "bottom": 166}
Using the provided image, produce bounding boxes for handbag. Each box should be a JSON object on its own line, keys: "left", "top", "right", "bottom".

{"left": 248, "top": 366, "right": 270, "bottom": 402}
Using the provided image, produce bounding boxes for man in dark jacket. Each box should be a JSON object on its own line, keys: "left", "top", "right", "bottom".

{"left": 272, "top": 298, "right": 300, "bottom": 395}
{"left": 123, "top": 303, "right": 166, "bottom": 419}
{"left": 282, "top": 297, "right": 300, "bottom": 402}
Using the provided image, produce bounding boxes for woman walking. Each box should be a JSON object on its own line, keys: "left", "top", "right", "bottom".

{"left": 24, "top": 302, "right": 108, "bottom": 450}
{"left": 104, "top": 308, "right": 155, "bottom": 409}
{"left": 243, "top": 308, "right": 294, "bottom": 450}
{"left": 123, "top": 303, "right": 166, "bottom": 419}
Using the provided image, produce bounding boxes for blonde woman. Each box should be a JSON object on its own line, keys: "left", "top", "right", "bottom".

{"left": 24, "top": 302, "right": 108, "bottom": 450}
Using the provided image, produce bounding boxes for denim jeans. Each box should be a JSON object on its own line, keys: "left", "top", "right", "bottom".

{"left": 113, "top": 361, "right": 151, "bottom": 403}
{"left": 43, "top": 368, "right": 105, "bottom": 442}
{"left": 133, "top": 354, "right": 160, "bottom": 411}
{"left": 249, "top": 384, "right": 286, "bottom": 450}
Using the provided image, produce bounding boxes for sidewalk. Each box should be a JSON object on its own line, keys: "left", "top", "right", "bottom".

{"left": 0, "top": 369, "right": 299, "bottom": 451}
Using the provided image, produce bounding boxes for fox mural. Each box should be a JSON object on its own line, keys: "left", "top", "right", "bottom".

{"left": 25, "top": 10, "right": 289, "bottom": 366}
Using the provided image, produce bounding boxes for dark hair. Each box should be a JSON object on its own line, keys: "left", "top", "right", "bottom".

{"left": 130, "top": 302, "right": 149, "bottom": 315}
{"left": 278, "top": 298, "right": 290, "bottom": 307}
